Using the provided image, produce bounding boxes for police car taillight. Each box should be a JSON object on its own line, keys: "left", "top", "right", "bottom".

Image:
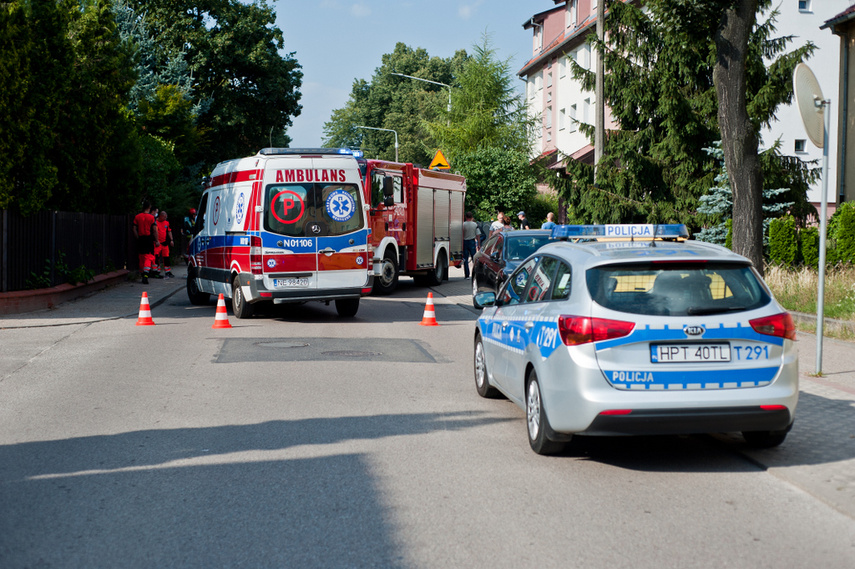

{"left": 749, "top": 312, "right": 796, "bottom": 340}
{"left": 249, "top": 236, "right": 264, "bottom": 275}
{"left": 558, "top": 316, "right": 635, "bottom": 346}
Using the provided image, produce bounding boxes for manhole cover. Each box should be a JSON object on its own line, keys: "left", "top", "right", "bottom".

{"left": 255, "top": 341, "right": 310, "bottom": 349}
{"left": 321, "top": 350, "right": 383, "bottom": 357}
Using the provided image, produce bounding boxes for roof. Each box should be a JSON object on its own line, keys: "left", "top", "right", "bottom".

{"left": 518, "top": 16, "right": 596, "bottom": 77}
{"left": 822, "top": 4, "right": 855, "bottom": 32}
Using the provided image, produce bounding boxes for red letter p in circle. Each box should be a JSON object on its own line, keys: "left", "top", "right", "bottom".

{"left": 271, "top": 190, "right": 305, "bottom": 224}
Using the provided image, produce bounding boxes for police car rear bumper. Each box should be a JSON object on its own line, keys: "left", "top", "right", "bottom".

{"left": 582, "top": 406, "right": 793, "bottom": 436}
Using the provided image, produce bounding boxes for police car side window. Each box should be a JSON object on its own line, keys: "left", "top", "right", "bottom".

{"left": 550, "top": 262, "right": 572, "bottom": 300}
{"left": 525, "top": 256, "right": 558, "bottom": 303}
{"left": 500, "top": 257, "right": 538, "bottom": 306}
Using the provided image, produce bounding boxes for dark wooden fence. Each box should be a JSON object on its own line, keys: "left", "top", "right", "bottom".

{"left": 0, "top": 210, "right": 131, "bottom": 292}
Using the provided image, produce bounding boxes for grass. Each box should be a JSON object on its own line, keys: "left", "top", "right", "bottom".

{"left": 764, "top": 264, "right": 855, "bottom": 340}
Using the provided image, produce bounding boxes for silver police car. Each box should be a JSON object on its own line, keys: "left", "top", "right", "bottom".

{"left": 473, "top": 224, "right": 798, "bottom": 455}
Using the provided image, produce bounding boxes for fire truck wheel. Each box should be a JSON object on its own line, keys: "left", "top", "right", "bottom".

{"left": 335, "top": 298, "right": 359, "bottom": 317}
{"left": 425, "top": 251, "right": 447, "bottom": 286}
{"left": 372, "top": 250, "right": 398, "bottom": 295}
{"left": 187, "top": 274, "right": 210, "bottom": 306}
{"left": 232, "top": 275, "right": 253, "bottom": 319}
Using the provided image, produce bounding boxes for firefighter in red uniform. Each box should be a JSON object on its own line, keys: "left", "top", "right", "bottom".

{"left": 132, "top": 201, "right": 159, "bottom": 284}
{"left": 154, "top": 210, "right": 175, "bottom": 278}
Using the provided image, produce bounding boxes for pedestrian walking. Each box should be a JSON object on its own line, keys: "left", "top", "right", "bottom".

{"left": 541, "top": 212, "right": 556, "bottom": 230}
{"left": 462, "top": 211, "right": 480, "bottom": 279}
{"left": 154, "top": 211, "right": 175, "bottom": 278}
{"left": 132, "top": 201, "right": 158, "bottom": 284}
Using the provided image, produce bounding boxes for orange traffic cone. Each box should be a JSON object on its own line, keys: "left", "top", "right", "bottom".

{"left": 212, "top": 294, "right": 232, "bottom": 329}
{"left": 136, "top": 292, "right": 155, "bottom": 326}
{"left": 419, "top": 292, "right": 439, "bottom": 326}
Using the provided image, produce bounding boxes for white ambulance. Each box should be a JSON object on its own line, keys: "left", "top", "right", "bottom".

{"left": 187, "top": 148, "right": 373, "bottom": 318}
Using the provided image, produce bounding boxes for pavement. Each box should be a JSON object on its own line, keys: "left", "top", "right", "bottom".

{"left": 2, "top": 263, "right": 854, "bottom": 519}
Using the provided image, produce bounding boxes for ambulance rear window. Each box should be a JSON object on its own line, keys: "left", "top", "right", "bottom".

{"left": 264, "top": 183, "right": 363, "bottom": 237}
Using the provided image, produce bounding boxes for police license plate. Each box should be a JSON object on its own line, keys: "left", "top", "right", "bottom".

{"left": 651, "top": 343, "right": 731, "bottom": 363}
{"left": 274, "top": 278, "right": 310, "bottom": 288}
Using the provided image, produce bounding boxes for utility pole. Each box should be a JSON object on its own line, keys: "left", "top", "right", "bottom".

{"left": 594, "top": 0, "right": 605, "bottom": 177}
{"left": 355, "top": 125, "right": 399, "bottom": 162}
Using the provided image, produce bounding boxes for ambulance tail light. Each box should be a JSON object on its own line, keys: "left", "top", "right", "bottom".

{"left": 558, "top": 316, "right": 635, "bottom": 346}
{"left": 250, "top": 236, "right": 264, "bottom": 275}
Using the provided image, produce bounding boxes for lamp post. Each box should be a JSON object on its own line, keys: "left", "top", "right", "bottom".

{"left": 355, "top": 125, "right": 399, "bottom": 162}
{"left": 390, "top": 72, "right": 452, "bottom": 114}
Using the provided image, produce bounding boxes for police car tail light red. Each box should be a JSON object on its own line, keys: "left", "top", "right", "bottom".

{"left": 558, "top": 316, "right": 635, "bottom": 346}
{"left": 749, "top": 312, "right": 796, "bottom": 340}
{"left": 249, "top": 236, "right": 264, "bottom": 275}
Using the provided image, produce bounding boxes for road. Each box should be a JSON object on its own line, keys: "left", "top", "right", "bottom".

{"left": 1, "top": 269, "right": 854, "bottom": 568}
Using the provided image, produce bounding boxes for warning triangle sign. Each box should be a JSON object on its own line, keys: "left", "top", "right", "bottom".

{"left": 429, "top": 149, "right": 450, "bottom": 170}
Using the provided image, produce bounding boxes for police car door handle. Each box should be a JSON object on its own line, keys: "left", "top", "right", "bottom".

{"left": 524, "top": 322, "right": 534, "bottom": 330}
{"left": 501, "top": 321, "right": 509, "bottom": 329}
{"left": 320, "top": 247, "right": 336, "bottom": 256}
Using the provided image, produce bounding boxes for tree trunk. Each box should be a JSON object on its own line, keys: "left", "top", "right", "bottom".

{"left": 713, "top": 0, "right": 764, "bottom": 274}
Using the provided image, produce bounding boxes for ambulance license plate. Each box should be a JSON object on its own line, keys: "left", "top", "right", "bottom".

{"left": 274, "top": 278, "right": 309, "bottom": 288}
{"left": 650, "top": 343, "right": 731, "bottom": 363}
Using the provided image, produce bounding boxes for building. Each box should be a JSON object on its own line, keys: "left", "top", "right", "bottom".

{"left": 822, "top": 4, "right": 855, "bottom": 205}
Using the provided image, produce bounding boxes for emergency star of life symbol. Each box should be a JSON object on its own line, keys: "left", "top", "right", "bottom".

{"left": 236, "top": 193, "right": 245, "bottom": 224}
{"left": 326, "top": 190, "right": 355, "bottom": 222}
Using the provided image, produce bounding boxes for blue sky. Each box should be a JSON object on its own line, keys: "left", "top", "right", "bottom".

{"left": 273, "top": 0, "right": 539, "bottom": 147}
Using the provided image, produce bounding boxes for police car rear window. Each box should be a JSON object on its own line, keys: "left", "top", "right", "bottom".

{"left": 586, "top": 262, "right": 770, "bottom": 316}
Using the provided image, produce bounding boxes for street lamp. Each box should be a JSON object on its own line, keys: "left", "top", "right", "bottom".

{"left": 355, "top": 125, "right": 399, "bottom": 162}
{"left": 390, "top": 72, "right": 452, "bottom": 114}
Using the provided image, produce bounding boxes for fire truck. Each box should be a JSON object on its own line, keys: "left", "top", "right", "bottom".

{"left": 359, "top": 157, "right": 466, "bottom": 294}
{"left": 187, "top": 148, "right": 373, "bottom": 318}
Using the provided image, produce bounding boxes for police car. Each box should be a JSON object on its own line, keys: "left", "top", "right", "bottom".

{"left": 473, "top": 224, "right": 798, "bottom": 455}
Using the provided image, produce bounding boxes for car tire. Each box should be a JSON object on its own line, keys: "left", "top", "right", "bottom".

{"left": 474, "top": 333, "right": 501, "bottom": 398}
{"left": 335, "top": 298, "right": 359, "bottom": 317}
{"left": 187, "top": 273, "right": 210, "bottom": 306}
{"left": 232, "top": 275, "right": 253, "bottom": 319}
{"left": 742, "top": 428, "right": 789, "bottom": 448}
{"left": 526, "top": 369, "right": 567, "bottom": 455}
{"left": 372, "top": 249, "right": 398, "bottom": 295}
{"left": 472, "top": 276, "right": 482, "bottom": 308}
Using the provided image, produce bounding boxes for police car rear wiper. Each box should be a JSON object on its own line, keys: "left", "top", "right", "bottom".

{"left": 686, "top": 305, "right": 748, "bottom": 316}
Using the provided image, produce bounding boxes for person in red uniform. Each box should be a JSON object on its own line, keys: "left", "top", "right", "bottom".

{"left": 132, "top": 201, "right": 158, "bottom": 284}
{"left": 154, "top": 211, "right": 175, "bottom": 278}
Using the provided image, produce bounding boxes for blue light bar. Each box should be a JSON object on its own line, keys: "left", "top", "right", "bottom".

{"left": 258, "top": 147, "right": 362, "bottom": 157}
{"left": 550, "top": 224, "right": 689, "bottom": 240}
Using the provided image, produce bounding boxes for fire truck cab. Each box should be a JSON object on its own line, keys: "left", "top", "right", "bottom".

{"left": 361, "top": 159, "right": 466, "bottom": 294}
{"left": 187, "top": 148, "right": 373, "bottom": 318}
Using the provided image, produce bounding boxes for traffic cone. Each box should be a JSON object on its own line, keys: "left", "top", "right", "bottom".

{"left": 419, "top": 292, "right": 439, "bottom": 326}
{"left": 135, "top": 292, "right": 155, "bottom": 326}
{"left": 212, "top": 294, "right": 232, "bottom": 329}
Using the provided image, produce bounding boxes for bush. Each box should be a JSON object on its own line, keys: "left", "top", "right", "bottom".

{"left": 831, "top": 202, "right": 855, "bottom": 265}
{"left": 768, "top": 215, "right": 798, "bottom": 268}
{"left": 800, "top": 226, "right": 819, "bottom": 268}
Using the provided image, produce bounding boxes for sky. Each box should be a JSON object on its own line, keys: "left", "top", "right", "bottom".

{"left": 273, "top": 0, "right": 540, "bottom": 147}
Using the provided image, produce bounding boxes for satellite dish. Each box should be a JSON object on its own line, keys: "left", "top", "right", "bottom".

{"left": 793, "top": 63, "right": 825, "bottom": 148}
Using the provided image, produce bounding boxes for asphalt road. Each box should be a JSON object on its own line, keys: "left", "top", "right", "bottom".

{"left": 1, "top": 273, "right": 854, "bottom": 568}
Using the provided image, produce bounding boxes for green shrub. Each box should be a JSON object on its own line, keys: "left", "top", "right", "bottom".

{"left": 831, "top": 202, "right": 855, "bottom": 264}
{"left": 800, "top": 226, "right": 819, "bottom": 268}
{"left": 768, "top": 215, "right": 799, "bottom": 268}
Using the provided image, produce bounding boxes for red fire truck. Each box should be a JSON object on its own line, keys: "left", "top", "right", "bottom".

{"left": 359, "top": 158, "right": 466, "bottom": 294}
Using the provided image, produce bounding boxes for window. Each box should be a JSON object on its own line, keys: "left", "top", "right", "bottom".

{"left": 583, "top": 98, "right": 591, "bottom": 124}
{"left": 546, "top": 106, "right": 552, "bottom": 129}
{"left": 371, "top": 173, "right": 402, "bottom": 207}
{"left": 566, "top": 0, "right": 577, "bottom": 29}
{"left": 547, "top": 72, "right": 553, "bottom": 88}
{"left": 569, "top": 104, "right": 577, "bottom": 133}
{"left": 798, "top": 0, "right": 811, "bottom": 12}
{"left": 794, "top": 139, "right": 806, "bottom": 153}
{"left": 551, "top": 262, "right": 572, "bottom": 300}
{"left": 500, "top": 258, "right": 538, "bottom": 306}
{"left": 559, "top": 108, "right": 566, "bottom": 131}
{"left": 265, "top": 182, "right": 363, "bottom": 237}
{"left": 526, "top": 257, "right": 558, "bottom": 303}
{"left": 559, "top": 57, "right": 567, "bottom": 78}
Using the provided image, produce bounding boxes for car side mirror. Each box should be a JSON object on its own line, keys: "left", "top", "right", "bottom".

{"left": 475, "top": 291, "right": 498, "bottom": 307}
{"left": 384, "top": 196, "right": 395, "bottom": 207}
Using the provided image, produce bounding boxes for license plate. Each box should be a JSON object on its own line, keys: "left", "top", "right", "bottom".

{"left": 651, "top": 343, "right": 731, "bottom": 363}
{"left": 274, "top": 278, "right": 310, "bottom": 288}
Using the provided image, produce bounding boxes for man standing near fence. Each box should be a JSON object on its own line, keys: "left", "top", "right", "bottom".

{"left": 132, "top": 201, "right": 159, "bottom": 284}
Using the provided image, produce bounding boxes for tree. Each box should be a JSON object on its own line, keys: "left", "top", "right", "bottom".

{"left": 562, "top": 0, "right": 814, "bottom": 252}
{"left": 324, "top": 43, "right": 466, "bottom": 166}
{"left": 132, "top": 0, "right": 303, "bottom": 163}
{"left": 455, "top": 147, "right": 538, "bottom": 219}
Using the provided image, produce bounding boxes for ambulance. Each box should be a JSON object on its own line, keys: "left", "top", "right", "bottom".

{"left": 186, "top": 148, "right": 373, "bottom": 318}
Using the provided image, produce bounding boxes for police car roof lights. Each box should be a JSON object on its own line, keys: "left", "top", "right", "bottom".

{"left": 258, "top": 147, "right": 363, "bottom": 158}
{"left": 550, "top": 224, "right": 689, "bottom": 241}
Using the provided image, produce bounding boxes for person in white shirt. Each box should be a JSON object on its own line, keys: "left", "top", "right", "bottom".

{"left": 462, "top": 211, "right": 480, "bottom": 279}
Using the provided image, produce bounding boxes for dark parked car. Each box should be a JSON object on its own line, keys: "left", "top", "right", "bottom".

{"left": 471, "top": 230, "right": 553, "bottom": 308}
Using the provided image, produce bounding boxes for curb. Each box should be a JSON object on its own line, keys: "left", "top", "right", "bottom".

{"left": 0, "top": 270, "right": 130, "bottom": 316}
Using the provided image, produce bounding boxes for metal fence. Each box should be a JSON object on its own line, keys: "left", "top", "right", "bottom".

{"left": 0, "top": 210, "right": 131, "bottom": 292}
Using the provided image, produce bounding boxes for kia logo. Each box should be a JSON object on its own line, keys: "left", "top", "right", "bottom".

{"left": 684, "top": 325, "right": 705, "bottom": 337}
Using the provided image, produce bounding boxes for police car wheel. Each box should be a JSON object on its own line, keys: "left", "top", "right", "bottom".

{"left": 335, "top": 298, "right": 359, "bottom": 317}
{"left": 474, "top": 333, "right": 501, "bottom": 398}
{"left": 742, "top": 429, "right": 789, "bottom": 448}
{"left": 526, "top": 370, "right": 566, "bottom": 455}
{"left": 232, "top": 276, "right": 253, "bottom": 319}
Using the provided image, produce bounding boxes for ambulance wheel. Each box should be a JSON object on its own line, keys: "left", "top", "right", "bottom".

{"left": 526, "top": 369, "right": 567, "bottom": 456}
{"left": 474, "top": 333, "right": 501, "bottom": 398}
{"left": 335, "top": 298, "right": 359, "bottom": 317}
{"left": 187, "top": 275, "right": 210, "bottom": 306}
{"left": 232, "top": 275, "right": 253, "bottom": 319}
{"left": 425, "top": 251, "right": 447, "bottom": 286}
{"left": 373, "top": 250, "right": 398, "bottom": 295}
